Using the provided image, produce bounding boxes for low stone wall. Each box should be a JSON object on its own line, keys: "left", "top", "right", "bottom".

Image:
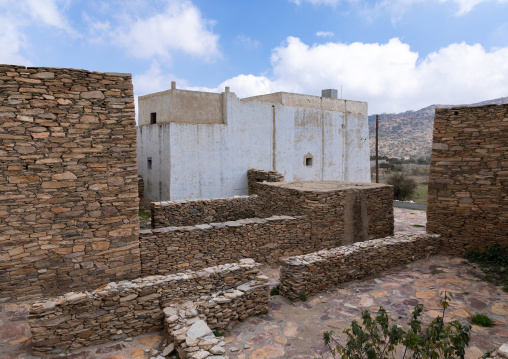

{"left": 28, "top": 259, "right": 261, "bottom": 356}
{"left": 164, "top": 278, "right": 269, "bottom": 359}
{"left": 151, "top": 195, "right": 260, "bottom": 228}
{"left": 140, "top": 216, "right": 344, "bottom": 276}
{"left": 279, "top": 233, "right": 441, "bottom": 300}
{"left": 247, "top": 168, "right": 284, "bottom": 195}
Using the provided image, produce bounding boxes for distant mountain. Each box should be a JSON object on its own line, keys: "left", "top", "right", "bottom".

{"left": 368, "top": 96, "right": 508, "bottom": 159}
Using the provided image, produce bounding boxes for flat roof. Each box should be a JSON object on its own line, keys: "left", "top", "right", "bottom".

{"left": 261, "top": 181, "right": 390, "bottom": 192}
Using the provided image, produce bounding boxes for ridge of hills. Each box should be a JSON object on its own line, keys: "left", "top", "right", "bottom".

{"left": 368, "top": 96, "right": 508, "bottom": 159}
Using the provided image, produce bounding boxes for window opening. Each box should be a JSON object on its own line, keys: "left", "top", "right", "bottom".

{"left": 150, "top": 112, "right": 157, "bottom": 124}
{"left": 147, "top": 158, "right": 152, "bottom": 170}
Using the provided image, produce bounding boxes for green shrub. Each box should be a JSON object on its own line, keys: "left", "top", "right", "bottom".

{"left": 465, "top": 243, "right": 508, "bottom": 287}
{"left": 387, "top": 173, "right": 417, "bottom": 201}
{"left": 324, "top": 292, "right": 473, "bottom": 359}
{"left": 270, "top": 285, "right": 280, "bottom": 296}
{"left": 213, "top": 330, "right": 223, "bottom": 337}
{"left": 471, "top": 314, "right": 493, "bottom": 327}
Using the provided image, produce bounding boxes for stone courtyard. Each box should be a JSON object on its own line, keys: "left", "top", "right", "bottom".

{"left": 2, "top": 208, "right": 507, "bottom": 359}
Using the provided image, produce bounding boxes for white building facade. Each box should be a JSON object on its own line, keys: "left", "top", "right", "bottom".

{"left": 137, "top": 85, "right": 370, "bottom": 203}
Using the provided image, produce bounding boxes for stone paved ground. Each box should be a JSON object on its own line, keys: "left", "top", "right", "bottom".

{"left": 1, "top": 208, "right": 506, "bottom": 359}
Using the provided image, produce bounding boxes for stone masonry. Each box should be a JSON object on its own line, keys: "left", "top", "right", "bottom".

{"left": 28, "top": 259, "right": 265, "bottom": 356}
{"left": 140, "top": 216, "right": 315, "bottom": 276}
{"left": 0, "top": 65, "right": 139, "bottom": 300}
{"left": 256, "top": 181, "right": 394, "bottom": 243}
{"left": 427, "top": 104, "right": 508, "bottom": 253}
{"left": 279, "top": 233, "right": 441, "bottom": 300}
{"left": 151, "top": 195, "right": 259, "bottom": 228}
{"left": 247, "top": 168, "right": 284, "bottom": 195}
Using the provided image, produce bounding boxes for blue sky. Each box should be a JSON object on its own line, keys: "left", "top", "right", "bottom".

{"left": 1, "top": 0, "right": 508, "bottom": 114}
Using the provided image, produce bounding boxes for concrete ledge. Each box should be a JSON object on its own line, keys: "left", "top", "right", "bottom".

{"left": 279, "top": 233, "right": 441, "bottom": 300}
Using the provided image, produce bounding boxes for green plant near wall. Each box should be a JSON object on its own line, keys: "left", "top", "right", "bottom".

{"left": 324, "top": 292, "right": 478, "bottom": 359}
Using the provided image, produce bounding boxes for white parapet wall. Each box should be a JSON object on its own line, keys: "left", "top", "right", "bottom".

{"left": 137, "top": 88, "right": 370, "bottom": 203}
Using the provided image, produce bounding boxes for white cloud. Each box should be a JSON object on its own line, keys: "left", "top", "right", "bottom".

{"left": 292, "top": 0, "right": 508, "bottom": 15}
{"left": 24, "top": 0, "right": 74, "bottom": 32}
{"left": 234, "top": 35, "right": 260, "bottom": 49}
{"left": 0, "top": 16, "right": 31, "bottom": 65}
{"left": 188, "top": 37, "right": 508, "bottom": 115}
{"left": 289, "top": 0, "right": 342, "bottom": 5}
{"left": 0, "top": 0, "right": 75, "bottom": 65}
{"left": 316, "top": 31, "right": 334, "bottom": 37}
{"left": 106, "top": 0, "right": 220, "bottom": 61}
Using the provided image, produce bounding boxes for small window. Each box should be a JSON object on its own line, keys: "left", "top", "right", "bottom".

{"left": 304, "top": 154, "right": 314, "bottom": 167}
{"left": 147, "top": 157, "right": 152, "bottom": 170}
{"left": 150, "top": 112, "right": 157, "bottom": 124}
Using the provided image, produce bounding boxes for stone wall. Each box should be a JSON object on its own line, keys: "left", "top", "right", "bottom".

{"left": 28, "top": 259, "right": 261, "bottom": 356}
{"left": 255, "top": 181, "right": 394, "bottom": 243}
{"left": 427, "top": 104, "right": 508, "bottom": 253}
{"left": 151, "top": 195, "right": 260, "bottom": 228}
{"left": 0, "top": 65, "right": 139, "bottom": 300}
{"left": 140, "top": 216, "right": 336, "bottom": 276}
{"left": 164, "top": 279, "right": 269, "bottom": 359}
{"left": 279, "top": 233, "right": 441, "bottom": 300}
{"left": 247, "top": 168, "right": 284, "bottom": 195}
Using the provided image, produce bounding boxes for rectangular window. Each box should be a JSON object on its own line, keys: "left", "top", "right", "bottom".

{"left": 150, "top": 112, "right": 157, "bottom": 124}
{"left": 147, "top": 157, "right": 152, "bottom": 170}
{"left": 305, "top": 157, "right": 313, "bottom": 166}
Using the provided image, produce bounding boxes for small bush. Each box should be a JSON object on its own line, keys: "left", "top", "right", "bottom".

{"left": 387, "top": 172, "right": 417, "bottom": 201}
{"left": 472, "top": 314, "right": 494, "bottom": 327}
{"left": 324, "top": 292, "right": 473, "bottom": 359}
{"left": 270, "top": 285, "right": 280, "bottom": 296}
{"left": 138, "top": 209, "right": 151, "bottom": 219}
{"left": 213, "top": 330, "right": 223, "bottom": 337}
{"left": 299, "top": 293, "right": 307, "bottom": 302}
{"left": 465, "top": 243, "right": 508, "bottom": 287}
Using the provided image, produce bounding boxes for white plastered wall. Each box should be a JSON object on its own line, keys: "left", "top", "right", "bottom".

{"left": 137, "top": 90, "right": 370, "bottom": 202}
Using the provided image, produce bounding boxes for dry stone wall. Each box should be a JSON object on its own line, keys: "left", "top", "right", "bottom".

{"left": 164, "top": 278, "right": 269, "bottom": 359}
{"left": 140, "top": 216, "right": 329, "bottom": 276}
{"left": 247, "top": 168, "right": 284, "bottom": 195}
{"left": 279, "top": 233, "right": 441, "bottom": 300}
{"left": 0, "top": 65, "right": 139, "bottom": 300}
{"left": 151, "top": 195, "right": 260, "bottom": 228}
{"left": 427, "top": 104, "right": 508, "bottom": 253}
{"left": 255, "top": 181, "right": 394, "bottom": 244}
{"left": 28, "top": 259, "right": 261, "bottom": 356}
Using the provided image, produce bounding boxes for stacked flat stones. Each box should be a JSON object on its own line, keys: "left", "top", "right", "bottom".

{"left": 28, "top": 259, "right": 262, "bottom": 356}
{"left": 279, "top": 233, "right": 441, "bottom": 300}
{"left": 0, "top": 65, "right": 139, "bottom": 301}
{"left": 247, "top": 168, "right": 284, "bottom": 195}
{"left": 428, "top": 104, "right": 508, "bottom": 253}
{"left": 151, "top": 195, "right": 260, "bottom": 228}
{"left": 164, "top": 275, "right": 269, "bottom": 359}
{"left": 140, "top": 216, "right": 311, "bottom": 276}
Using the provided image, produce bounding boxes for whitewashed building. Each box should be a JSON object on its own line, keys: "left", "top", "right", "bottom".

{"left": 137, "top": 83, "right": 370, "bottom": 203}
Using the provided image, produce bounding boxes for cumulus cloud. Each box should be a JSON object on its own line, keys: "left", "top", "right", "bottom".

{"left": 0, "top": 0, "right": 75, "bottom": 65}
{"left": 189, "top": 37, "right": 508, "bottom": 114}
{"left": 316, "top": 31, "right": 334, "bottom": 37}
{"left": 292, "top": 0, "right": 508, "bottom": 15}
{"left": 102, "top": 0, "right": 220, "bottom": 62}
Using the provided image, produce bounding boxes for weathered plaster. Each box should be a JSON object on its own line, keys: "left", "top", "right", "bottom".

{"left": 137, "top": 89, "right": 370, "bottom": 202}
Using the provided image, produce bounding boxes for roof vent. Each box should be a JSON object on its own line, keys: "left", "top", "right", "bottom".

{"left": 322, "top": 89, "right": 338, "bottom": 99}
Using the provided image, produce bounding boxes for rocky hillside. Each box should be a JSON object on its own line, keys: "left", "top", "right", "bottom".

{"left": 368, "top": 96, "right": 508, "bottom": 159}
